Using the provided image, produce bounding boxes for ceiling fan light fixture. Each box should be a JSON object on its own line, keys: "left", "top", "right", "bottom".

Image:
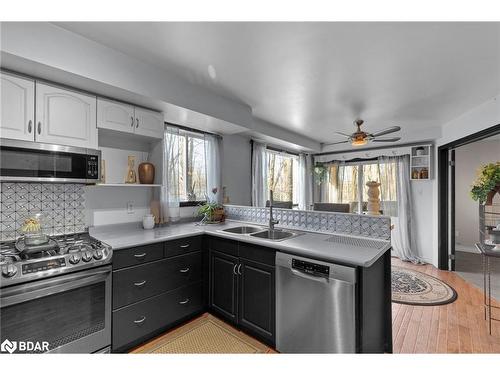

{"left": 351, "top": 136, "right": 368, "bottom": 146}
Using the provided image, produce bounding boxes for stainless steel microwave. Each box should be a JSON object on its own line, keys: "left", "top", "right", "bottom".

{"left": 0, "top": 139, "right": 101, "bottom": 183}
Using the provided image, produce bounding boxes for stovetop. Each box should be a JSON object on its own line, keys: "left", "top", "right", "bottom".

{"left": 0, "top": 232, "right": 112, "bottom": 287}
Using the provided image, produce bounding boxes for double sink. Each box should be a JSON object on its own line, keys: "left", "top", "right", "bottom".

{"left": 220, "top": 226, "right": 299, "bottom": 242}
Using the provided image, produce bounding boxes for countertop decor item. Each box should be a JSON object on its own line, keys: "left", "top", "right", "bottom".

{"left": 366, "top": 181, "right": 381, "bottom": 216}
{"left": 142, "top": 214, "right": 155, "bottom": 230}
{"left": 125, "top": 155, "right": 137, "bottom": 184}
{"left": 138, "top": 161, "right": 155, "bottom": 184}
{"left": 391, "top": 266, "right": 457, "bottom": 306}
{"left": 198, "top": 187, "right": 225, "bottom": 224}
{"left": 20, "top": 213, "right": 48, "bottom": 246}
{"left": 470, "top": 162, "right": 500, "bottom": 204}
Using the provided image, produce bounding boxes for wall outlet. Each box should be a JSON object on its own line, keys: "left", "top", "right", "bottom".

{"left": 127, "top": 201, "right": 134, "bottom": 214}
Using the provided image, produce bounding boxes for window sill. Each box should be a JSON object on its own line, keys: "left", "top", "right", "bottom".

{"left": 180, "top": 200, "right": 206, "bottom": 207}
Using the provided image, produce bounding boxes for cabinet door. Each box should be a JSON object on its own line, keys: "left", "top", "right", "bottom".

{"left": 134, "top": 107, "right": 163, "bottom": 139}
{"left": 35, "top": 83, "right": 97, "bottom": 148}
{"left": 209, "top": 250, "right": 238, "bottom": 323}
{"left": 0, "top": 73, "right": 35, "bottom": 141}
{"left": 238, "top": 259, "right": 275, "bottom": 345}
{"left": 97, "top": 98, "right": 135, "bottom": 134}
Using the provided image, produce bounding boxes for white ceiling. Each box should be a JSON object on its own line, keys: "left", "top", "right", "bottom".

{"left": 55, "top": 22, "right": 500, "bottom": 147}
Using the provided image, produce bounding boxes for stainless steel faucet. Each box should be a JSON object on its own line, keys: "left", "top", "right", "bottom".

{"left": 269, "top": 190, "right": 279, "bottom": 231}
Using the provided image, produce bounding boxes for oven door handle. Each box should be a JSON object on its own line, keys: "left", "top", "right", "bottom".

{"left": 0, "top": 266, "right": 111, "bottom": 308}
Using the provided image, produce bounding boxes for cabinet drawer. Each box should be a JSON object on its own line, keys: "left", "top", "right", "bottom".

{"left": 207, "top": 236, "right": 238, "bottom": 256}
{"left": 113, "top": 243, "right": 164, "bottom": 270}
{"left": 239, "top": 243, "right": 275, "bottom": 266}
{"left": 112, "top": 282, "right": 203, "bottom": 351}
{"left": 113, "top": 251, "right": 203, "bottom": 309}
{"left": 164, "top": 236, "right": 203, "bottom": 258}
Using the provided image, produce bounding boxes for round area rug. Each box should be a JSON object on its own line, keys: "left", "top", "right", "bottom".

{"left": 392, "top": 266, "right": 458, "bottom": 306}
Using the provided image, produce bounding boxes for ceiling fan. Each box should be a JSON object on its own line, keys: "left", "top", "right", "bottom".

{"left": 324, "top": 119, "right": 401, "bottom": 147}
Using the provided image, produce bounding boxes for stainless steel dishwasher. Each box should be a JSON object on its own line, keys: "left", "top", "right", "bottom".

{"left": 276, "top": 252, "right": 357, "bottom": 353}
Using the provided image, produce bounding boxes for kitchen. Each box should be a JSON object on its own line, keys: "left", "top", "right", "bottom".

{"left": 1, "top": 9, "right": 500, "bottom": 374}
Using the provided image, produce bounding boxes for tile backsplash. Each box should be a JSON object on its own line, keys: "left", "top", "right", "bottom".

{"left": 223, "top": 205, "right": 391, "bottom": 240}
{"left": 0, "top": 182, "right": 86, "bottom": 241}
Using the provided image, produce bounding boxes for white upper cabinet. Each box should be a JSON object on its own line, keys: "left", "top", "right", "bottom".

{"left": 134, "top": 107, "right": 164, "bottom": 139}
{"left": 0, "top": 73, "right": 35, "bottom": 141}
{"left": 35, "top": 83, "right": 97, "bottom": 149}
{"left": 97, "top": 98, "right": 135, "bottom": 134}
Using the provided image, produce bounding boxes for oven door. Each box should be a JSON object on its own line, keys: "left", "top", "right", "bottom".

{"left": 0, "top": 266, "right": 111, "bottom": 353}
{"left": 0, "top": 139, "right": 100, "bottom": 183}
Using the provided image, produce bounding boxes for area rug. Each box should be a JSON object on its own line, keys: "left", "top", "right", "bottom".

{"left": 392, "top": 266, "right": 458, "bottom": 306}
{"left": 134, "top": 315, "right": 267, "bottom": 354}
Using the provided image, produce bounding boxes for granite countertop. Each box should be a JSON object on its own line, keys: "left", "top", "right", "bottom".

{"left": 90, "top": 220, "right": 391, "bottom": 267}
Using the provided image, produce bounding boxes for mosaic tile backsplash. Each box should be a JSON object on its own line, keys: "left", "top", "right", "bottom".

{"left": 0, "top": 183, "right": 86, "bottom": 241}
{"left": 224, "top": 205, "right": 391, "bottom": 240}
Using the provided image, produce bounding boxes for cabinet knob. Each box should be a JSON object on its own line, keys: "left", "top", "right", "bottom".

{"left": 37, "top": 122, "right": 42, "bottom": 135}
{"left": 28, "top": 120, "right": 32, "bottom": 133}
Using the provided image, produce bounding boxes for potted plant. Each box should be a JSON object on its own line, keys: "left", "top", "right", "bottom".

{"left": 470, "top": 162, "right": 500, "bottom": 204}
{"left": 198, "top": 187, "right": 225, "bottom": 223}
{"left": 313, "top": 163, "right": 328, "bottom": 185}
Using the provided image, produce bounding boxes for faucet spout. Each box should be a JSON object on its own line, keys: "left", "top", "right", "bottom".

{"left": 269, "top": 190, "right": 279, "bottom": 231}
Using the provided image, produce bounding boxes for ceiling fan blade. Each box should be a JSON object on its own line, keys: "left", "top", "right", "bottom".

{"left": 323, "top": 140, "right": 350, "bottom": 146}
{"left": 370, "top": 126, "right": 401, "bottom": 137}
{"left": 334, "top": 131, "right": 352, "bottom": 138}
{"left": 372, "top": 137, "right": 401, "bottom": 142}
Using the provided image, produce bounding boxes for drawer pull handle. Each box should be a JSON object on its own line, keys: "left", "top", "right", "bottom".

{"left": 233, "top": 264, "right": 237, "bottom": 275}
{"left": 28, "top": 120, "right": 32, "bottom": 133}
{"left": 237, "top": 264, "right": 242, "bottom": 275}
{"left": 179, "top": 298, "right": 190, "bottom": 305}
{"left": 133, "top": 280, "right": 147, "bottom": 287}
{"left": 179, "top": 267, "right": 190, "bottom": 273}
{"left": 133, "top": 316, "right": 146, "bottom": 324}
{"left": 130, "top": 116, "right": 134, "bottom": 127}
{"left": 179, "top": 244, "right": 190, "bottom": 248}
{"left": 134, "top": 253, "right": 147, "bottom": 258}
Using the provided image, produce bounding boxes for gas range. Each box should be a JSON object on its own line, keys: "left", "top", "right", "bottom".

{"left": 0, "top": 232, "right": 112, "bottom": 287}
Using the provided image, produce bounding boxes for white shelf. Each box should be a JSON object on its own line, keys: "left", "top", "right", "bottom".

{"left": 94, "top": 183, "right": 161, "bottom": 187}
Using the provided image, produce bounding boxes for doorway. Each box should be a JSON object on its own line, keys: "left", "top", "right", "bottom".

{"left": 438, "top": 124, "right": 500, "bottom": 272}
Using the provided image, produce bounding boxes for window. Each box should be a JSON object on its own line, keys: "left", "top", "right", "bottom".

{"left": 166, "top": 129, "right": 207, "bottom": 203}
{"left": 266, "top": 150, "right": 299, "bottom": 205}
{"left": 322, "top": 160, "right": 398, "bottom": 216}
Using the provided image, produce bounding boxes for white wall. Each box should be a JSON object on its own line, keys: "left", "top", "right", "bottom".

{"left": 222, "top": 134, "right": 252, "bottom": 205}
{"left": 455, "top": 139, "right": 500, "bottom": 248}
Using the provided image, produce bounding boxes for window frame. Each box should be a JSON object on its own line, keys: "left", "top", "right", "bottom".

{"left": 177, "top": 129, "right": 208, "bottom": 204}
{"left": 265, "top": 148, "right": 299, "bottom": 205}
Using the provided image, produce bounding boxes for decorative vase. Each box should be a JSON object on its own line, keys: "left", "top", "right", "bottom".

{"left": 208, "top": 208, "right": 225, "bottom": 223}
{"left": 125, "top": 155, "right": 137, "bottom": 184}
{"left": 366, "top": 181, "right": 381, "bottom": 216}
{"left": 142, "top": 214, "right": 155, "bottom": 230}
{"left": 138, "top": 162, "right": 155, "bottom": 184}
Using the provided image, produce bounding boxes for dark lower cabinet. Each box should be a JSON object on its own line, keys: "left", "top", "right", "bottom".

{"left": 209, "top": 250, "right": 239, "bottom": 324}
{"left": 208, "top": 239, "right": 276, "bottom": 346}
{"left": 238, "top": 259, "right": 275, "bottom": 345}
{"left": 112, "top": 281, "right": 203, "bottom": 352}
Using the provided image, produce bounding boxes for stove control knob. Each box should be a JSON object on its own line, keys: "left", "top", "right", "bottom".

{"left": 69, "top": 254, "right": 81, "bottom": 265}
{"left": 2, "top": 264, "right": 17, "bottom": 278}
{"left": 93, "top": 250, "right": 103, "bottom": 260}
{"left": 82, "top": 251, "right": 93, "bottom": 263}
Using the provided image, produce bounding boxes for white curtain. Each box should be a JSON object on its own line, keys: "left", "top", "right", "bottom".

{"left": 204, "top": 134, "right": 222, "bottom": 203}
{"left": 252, "top": 141, "right": 268, "bottom": 207}
{"left": 380, "top": 155, "right": 423, "bottom": 263}
{"left": 160, "top": 126, "right": 181, "bottom": 223}
{"left": 298, "top": 154, "right": 313, "bottom": 210}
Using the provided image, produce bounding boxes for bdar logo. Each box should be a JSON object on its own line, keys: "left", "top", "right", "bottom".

{"left": 1, "top": 339, "right": 17, "bottom": 354}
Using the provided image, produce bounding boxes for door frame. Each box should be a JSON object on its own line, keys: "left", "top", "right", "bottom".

{"left": 438, "top": 123, "right": 500, "bottom": 270}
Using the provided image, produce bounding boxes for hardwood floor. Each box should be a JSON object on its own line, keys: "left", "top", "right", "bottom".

{"left": 392, "top": 258, "right": 500, "bottom": 353}
{"left": 131, "top": 258, "right": 500, "bottom": 354}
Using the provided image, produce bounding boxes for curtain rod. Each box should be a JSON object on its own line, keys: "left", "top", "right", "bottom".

{"left": 165, "top": 122, "right": 223, "bottom": 139}
{"left": 249, "top": 139, "right": 301, "bottom": 156}
{"left": 314, "top": 140, "right": 434, "bottom": 157}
